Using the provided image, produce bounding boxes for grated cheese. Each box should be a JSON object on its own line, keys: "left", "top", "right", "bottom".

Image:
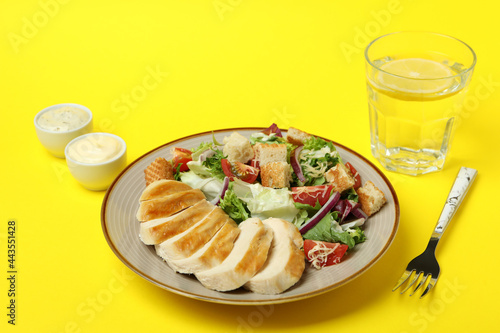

{"left": 307, "top": 241, "right": 340, "bottom": 269}
{"left": 293, "top": 185, "right": 331, "bottom": 199}
{"left": 299, "top": 148, "right": 335, "bottom": 179}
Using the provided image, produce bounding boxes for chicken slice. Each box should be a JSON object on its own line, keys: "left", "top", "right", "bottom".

{"left": 195, "top": 218, "right": 273, "bottom": 292}
{"left": 139, "top": 179, "right": 193, "bottom": 202}
{"left": 140, "top": 200, "right": 214, "bottom": 245}
{"left": 136, "top": 189, "right": 205, "bottom": 222}
{"left": 244, "top": 218, "right": 305, "bottom": 294}
{"left": 164, "top": 221, "right": 240, "bottom": 274}
{"left": 156, "top": 206, "right": 232, "bottom": 261}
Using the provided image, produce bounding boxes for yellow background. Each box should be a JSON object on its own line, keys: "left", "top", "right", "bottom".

{"left": 1, "top": 0, "right": 498, "bottom": 332}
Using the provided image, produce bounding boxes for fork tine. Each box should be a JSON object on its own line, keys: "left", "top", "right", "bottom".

{"left": 392, "top": 269, "right": 413, "bottom": 291}
{"left": 400, "top": 271, "right": 422, "bottom": 294}
{"left": 420, "top": 276, "right": 437, "bottom": 298}
{"left": 410, "top": 273, "right": 430, "bottom": 296}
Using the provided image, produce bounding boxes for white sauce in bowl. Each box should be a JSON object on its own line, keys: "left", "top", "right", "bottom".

{"left": 66, "top": 134, "right": 123, "bottom": 164}
{"left": 37, "top": 106, "right": 90, "bottom": 132}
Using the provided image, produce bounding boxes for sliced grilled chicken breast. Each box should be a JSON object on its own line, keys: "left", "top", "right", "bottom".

{"left": 139, "top": 179, "right": 193, "bottom": 202}
{"left": 140, "top": 200, "right": 214, "bottom": 244}
{"left": 165, "top": 221, "right": 240, "bottom": 274}
{"left": 244, "top": 218, "right": 305, "bottom": 294}
{"left": 195, "top": 218, "right": 273, "bottom": 292}
{"left": 156, "top": 206, "right": 232, "bottom": 261}
{"left": 136, "top": 189, "right": 205, "bottom": 222}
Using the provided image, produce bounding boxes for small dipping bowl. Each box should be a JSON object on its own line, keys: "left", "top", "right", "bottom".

{"left": 65, "top": 133, "right": 127, "bottom": 191}
{"left": 34, "top": 103, "right": 93, "bottom": 158}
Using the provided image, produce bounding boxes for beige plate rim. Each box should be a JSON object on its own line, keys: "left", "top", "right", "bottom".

{"left": 101, "top": 127, "right": 400, "bottom": 305}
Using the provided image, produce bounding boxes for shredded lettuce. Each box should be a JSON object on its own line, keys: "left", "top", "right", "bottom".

{"left": 191, "top": 141, "right": 215, "bottom": 161}
{"left": 233, "top": 180, "right": 300, "bottom": 221}
{"left": 249, "top": 132, "right": 280, "bottom": 144}
{"left": 201, "top": 148, "right": 226, "bottom": 180}
{"left": 293, "top": 200, "right": 322, "bottom": 213}
{"left": 212, "top": 131, "right": 222, "bottom": 146}
{"left": 179, "top": 171, "right": 223, "bottom": 201}
{"left": 297, "top": 136, "right": 341, "bottom": 186}
{"left": 302, "top": 212, "right": 365, "bottom": 249}
{"left": 303, "top": 136, "right": 335, "bottom": 151}
{"left": 219, "top": 185, "right": 251, "bottom": 224}
{"left": 173, "top": 163, "right": 183, "bottom": 181}
{"left": 342, "top": 188, "right": 359, "bottom": 202}
{"left": 341, "top": 218, "right": 366, "bottom": 230}
{"left": 292, "top": 209, "right": 309, "bottom": 229}
{"left": 185, "top": 160, "right": 212, "bottom": 177}
{"left": 348, "top": 227, "right": 367, "bottom": 244}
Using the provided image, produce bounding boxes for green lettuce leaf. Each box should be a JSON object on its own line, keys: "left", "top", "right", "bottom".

{"left": 191, "top": 141, "right": 215, "bottom": 161}
{"left": 219, "top": 186, "right": 251, "bottom": 224}
{"left": 303, "top": 136, "right": 335, "bottom": 151}
{"left": 292, "top": 209, "right": 309, "bottom": 229}
{"left": 234, "top": 180, "right": 300, "bottom": 222}
{"left": 293, "top": 200, "right": 322, "bottom": 214}
{"left": 302, "top": 212, "right": 356, "bottom": 249}
{"left": 185, "top": 160, "right": 212, "bottom": 177}
{"left": 348, "top": 226, "right": 367, "bottom": 244}
{"left": 342, "top": 188, "right": 359, "bottom": 202}
{"left": 179, "top": 171, "right": 223, "bottom": 201}
{"left": 296, "top": 136, "right": 341, "bottom": 186}
{"left": 202, "top": 148, "right": 226, "bottom": 180}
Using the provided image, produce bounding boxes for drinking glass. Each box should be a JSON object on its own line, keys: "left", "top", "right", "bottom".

{"left": 365, "top": 31, "right": 476, "bottom": 175}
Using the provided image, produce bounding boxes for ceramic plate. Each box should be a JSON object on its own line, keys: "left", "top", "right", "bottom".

{"left": 101, "top": 128, "right": 400, "bottom": 305}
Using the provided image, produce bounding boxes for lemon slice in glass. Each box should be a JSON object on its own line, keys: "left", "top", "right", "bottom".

{"left": 377, "top": 58, "right": 455, "bottom": 98}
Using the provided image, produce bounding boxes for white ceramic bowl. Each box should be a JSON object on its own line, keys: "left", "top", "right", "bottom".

{"left": 34, "top": 103, "right": 93, "bottom": 158}
{"left": 65, "top": 133, "right": 127, "bottom": 191}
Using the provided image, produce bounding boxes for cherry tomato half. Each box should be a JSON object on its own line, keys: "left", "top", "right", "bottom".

{"left": 303, "top": 239, "right": 348, "bottom": 267}
{"left": 221, "top": 159, "right": 259, "bottom": 183}
{"left": 291, "top": 185, "right": 334, "bottom": 207}
{"left": 233, "top": 162, "right": 259, "bottom": 183}
{"left": 345, "top": 162, "right": 361, "bottom": 189}
{"left": 172, "top": 147, "right": 192, "bottom": 172}
{"left": 221, "top": 159, "right": 236, "bottom": 180}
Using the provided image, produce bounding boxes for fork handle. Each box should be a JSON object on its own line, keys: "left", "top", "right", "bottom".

{"left": 431, "top": 167, "right": 477, "bottom": 242}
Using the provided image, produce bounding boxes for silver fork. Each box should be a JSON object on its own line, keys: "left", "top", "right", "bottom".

{"left": 392, "top": 167, "right": 477, "bottom": 298}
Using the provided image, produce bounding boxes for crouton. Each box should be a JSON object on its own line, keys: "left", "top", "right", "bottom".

{"left": 144, "top": 157, "right": 174, "bottom": 186}
{"left": 223, "top": 132, "right": 254, "bottom": 163}
{"left": 260, "top": 162, "right": 291, "bottom": 188}
{"left": 253, "top": 143, "right": 287, "bottom": 166}
{"left": 286, "top": 127, "right": 311, "bottom": 146}
{"left": 324, "top": 163, "right": 355, "bottom": 193}
{"left": 357, "top": 181, "right": 386, "bottom": 216}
